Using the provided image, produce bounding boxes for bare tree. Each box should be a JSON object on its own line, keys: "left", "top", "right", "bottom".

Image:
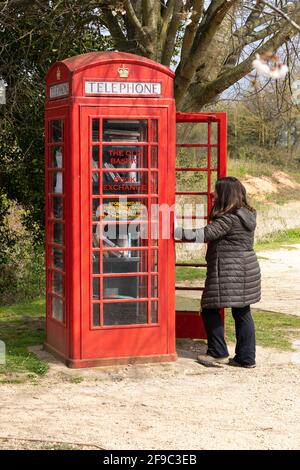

{"left": 1, "top": 0, "right": 299, "bottom": 111}
{"left": 97, "top": 0, "right": 300, "bottom": 110}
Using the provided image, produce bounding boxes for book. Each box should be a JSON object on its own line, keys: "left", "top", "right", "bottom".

{"left": 104, "top": 129, "right": 141, "bottom": 137}
{"left": 103, "top": 162, "right": 121, "bottom": 182}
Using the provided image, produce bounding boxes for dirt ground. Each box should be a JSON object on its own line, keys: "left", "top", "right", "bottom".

{"left": 1, "top": 175, "right": 300, "bottom": 450}
{"left": 1, "top": 247, "right": 300, "bottom": 450}
{"left": 253, "top": 244, "right": 300, "bottom": 315}
{"left": 176, "top": 243, "right": 300, "bottom": 319}
{"left": 1, "top": 340, "right": 300, "bottom": 450}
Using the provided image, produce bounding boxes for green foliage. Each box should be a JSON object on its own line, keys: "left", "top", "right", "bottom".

{"left": 225, "top": 309, "right": 300, "bottom": 351}
{"left": 254, "top": 227, "right": 300, "bottom": 251}
{"left": 0, "top": 202, "right": 45, "bottom": 305}
{"left": 176, "top": 266, "right": 206, "bottom": 282}
{"left": 176, "top": 295, "right": 300, "bottom": 351}
{"left": 0, "top": 297, "right": 48, "bottom": 380}
{"left": 0, "top": 1, "right": 112, "bottom": 240}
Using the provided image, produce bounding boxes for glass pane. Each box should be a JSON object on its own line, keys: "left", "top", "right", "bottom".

{"left": 51, "top": 171, "right": 63, "bottom": 194}
{"left": 93, "top": 277, "right": 100, "bottom": 299}
{"left": 53, "top": 223, "right": 63, "bottom": 244}
{"left": 92, "top": 119, "right": 99, "bottom": 141}
{"left": 92, "top": 198, "right": 101, "bottom": 221}
{"left": 103, "top": 249, "right": 147, "bottom": 272}
{"left": 51, "top": 120, "right": 63, "bottom": 142}
{"left": 53, "top": 248, "right": 64, "bottom": 270}
{"left": 176, "top": 122, "right": 207, "bottom": 144}
{"left": 151, "top": 172, "right": 158, "bottom": 194}
{"left": 176, "top": 169, "right": 208, "bottom": 192}
{"left": 102, "top": 145, "right": 148, "bottom": 195}
{"left": 53, "top": 271, "right": 63, "bottom": 295}
{"left": 103, "top": 301, "right": 147, "bottom": 326}
{"left": 92, "top": 145, "right": 99, "bottom": 168}
{"left": 103, "top": 276, "right": 148, "bottom": 299}
{"left": 150, "top": 250, "right": 158, "bottom": 272}
{"left": 101, "top": 198, "right": 148, "bottom": 221}
{"left": 52, "top": 146, "right": 63, "bottom": 168}
{"left": 211, "top": 122, "right": 218, "bottom": 145}
{"left": 151, "top": 275, "right": 158, "bottom": 297}
{"left": 103, "top": 169, "right": 148, "bottom": 194}
{"left": 93, "top": 303, "right": 100, "bottom": 326}
{"left": 100, "top": 222, "right": 149, "bottom": 250}
{"left": 92, "top": 224, "right": 100, "bottom": 248}
{"left": 53, "top": 196, "right": 63, "bottom": 219}
{"left": 52, "top": 296, "right": 64, "bottom": 322}
{"left": 92, "top": 251, "right": 100, "bottom": 274}
{"left": 103, "top": 119, "right": 147, "bottom": 142}
{"left": 151, "top": 120, "right": 158, "bottom": 142}
{"left": 103, "top": 146, "right": 147, "bottom": 168}
{"left": 211, "top": 147, "right": 218, "bottom": 169}
{"left": 176, "top": 146, "right": 207, "bottom": 168}
{"left": 175, "top": 195, "right": 207, "bottom": 223}
{"left": 151, "top": 146, "right": 158, "bottom": 168}
{"left": 151, "top": 301, "right": 158, "bottom": 323}
{"left": 150, "top": 197, "right": 159, "bottom": 245}
{"left": 92, "top": 171, "right": 99, "bottom": 195}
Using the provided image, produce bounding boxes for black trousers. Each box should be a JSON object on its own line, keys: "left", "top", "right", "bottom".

{"left": 201, "top": 305, "right": 256, "bottom": 366}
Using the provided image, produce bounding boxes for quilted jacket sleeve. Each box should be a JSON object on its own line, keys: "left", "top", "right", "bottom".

{"left": 174, "top": 215, "right": 233, "bottom": 243}
{"left": 174, "top": 226, "right": 205, "bottom": 243}
{"left": 203, "top": 215, "right": 233, "bottom": 242}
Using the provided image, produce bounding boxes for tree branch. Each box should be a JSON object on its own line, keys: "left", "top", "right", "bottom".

{"left": 161, "top": 0, "right": 182, "bottom": 65}
{"left": 181, "top": 11, "right": 300, "bottom": 110}
{"left": 159, "top": 0, "right": 177, "bottom": 60}
{"left": 260, "top": 0, "right": 300, "bottom": 32}
{"left": 174, "top": 0, "right": 239, "bottom": 106}
{"left": 124, "top": 0, "right": 150, "bottom": 49}
{"left": 180, "top": 0, "right": 204, "bottom": 66}
{"left": 101, "top": 9, "right": 129, "bottom": 51}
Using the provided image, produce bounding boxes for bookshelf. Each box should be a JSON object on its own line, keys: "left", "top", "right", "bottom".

{"left": 92, "top": 119, "right": 150, "bottom": 326}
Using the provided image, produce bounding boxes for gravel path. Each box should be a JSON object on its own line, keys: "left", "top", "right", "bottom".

{"left": 1, "top": 343, "right": 300, "bottom": 450}
{"left": 253, "top": 244, "right": 300, "bottom": 316}
{"left": 1, "top": 243, "right": 300, "bottom": 450}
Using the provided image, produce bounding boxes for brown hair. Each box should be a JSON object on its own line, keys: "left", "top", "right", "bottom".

{"left": 210, "top": 176, "right": 255, "bottom": 220}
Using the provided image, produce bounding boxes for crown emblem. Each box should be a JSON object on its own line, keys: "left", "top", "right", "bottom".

{"left": 56, "top": 67, "right": 61, "bottom": 80}
{"left": 118, "top": 64, "right": 129, "bottom": 78}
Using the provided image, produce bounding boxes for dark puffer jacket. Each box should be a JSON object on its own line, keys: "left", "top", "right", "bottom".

{"left": 175, "top": 207, "right": 261, "bottom": 309}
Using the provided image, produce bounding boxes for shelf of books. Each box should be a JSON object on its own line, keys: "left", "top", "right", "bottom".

{"left": 91, "top": 118, "right": 159, "bottom": 327}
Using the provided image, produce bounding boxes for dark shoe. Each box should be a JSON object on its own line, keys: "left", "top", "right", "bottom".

{"left": 197, "top": 354, "right": 229, "bottom": 367}
{"left": 228, "top": 358, "right": 256, "bottom": 369}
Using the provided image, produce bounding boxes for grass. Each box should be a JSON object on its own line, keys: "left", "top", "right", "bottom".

{"left": 255, "top": 227, "right": 300, "bottom": 251}
{"left": 176, "top": 266, "right": 206, "bottom": 282}
{"left": 175, "top": 228, "right": 300, "bottom": 283}
{"left": 225, "top": 309, "right": 300, "bottom": 350}
{"left": 0, "top": 297, "right": 48, "bottom": 382}
{"left": 227, "top": 156, "right": 300, "bottom": 180}
{"left": 176, "top": 296, "right": 300, "bottom": 351}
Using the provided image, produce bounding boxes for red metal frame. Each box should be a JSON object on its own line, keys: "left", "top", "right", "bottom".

{"left": 44, "top": 52, "right": 226, "bottom": 367}
{"left": 175, "top": 112, "right": 227, "bottom": 339}
{"left": 44, "top": 52, "right": 176, "bottom": 367}
{"left": 80, "top": 106, "right": 170, "bottom": 361}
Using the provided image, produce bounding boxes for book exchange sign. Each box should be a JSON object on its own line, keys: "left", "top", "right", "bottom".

{"left": 85, "top": 81, "right": 162, "bottom": 96}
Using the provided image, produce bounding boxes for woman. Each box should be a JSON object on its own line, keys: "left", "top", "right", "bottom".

{"left": 175, "top": 177, "right": 261, "bottom": 368}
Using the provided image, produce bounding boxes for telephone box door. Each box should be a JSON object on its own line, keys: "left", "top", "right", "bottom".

{"left": 80, "top": 106, "right": 174, "bottom": 360}
{"left": 175, "top": 112, "right": 227, "bottom": 339}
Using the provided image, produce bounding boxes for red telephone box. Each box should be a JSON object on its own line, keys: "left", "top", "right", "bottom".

{"left": 44, "top": 51, "right": 226, "bottom": 368}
